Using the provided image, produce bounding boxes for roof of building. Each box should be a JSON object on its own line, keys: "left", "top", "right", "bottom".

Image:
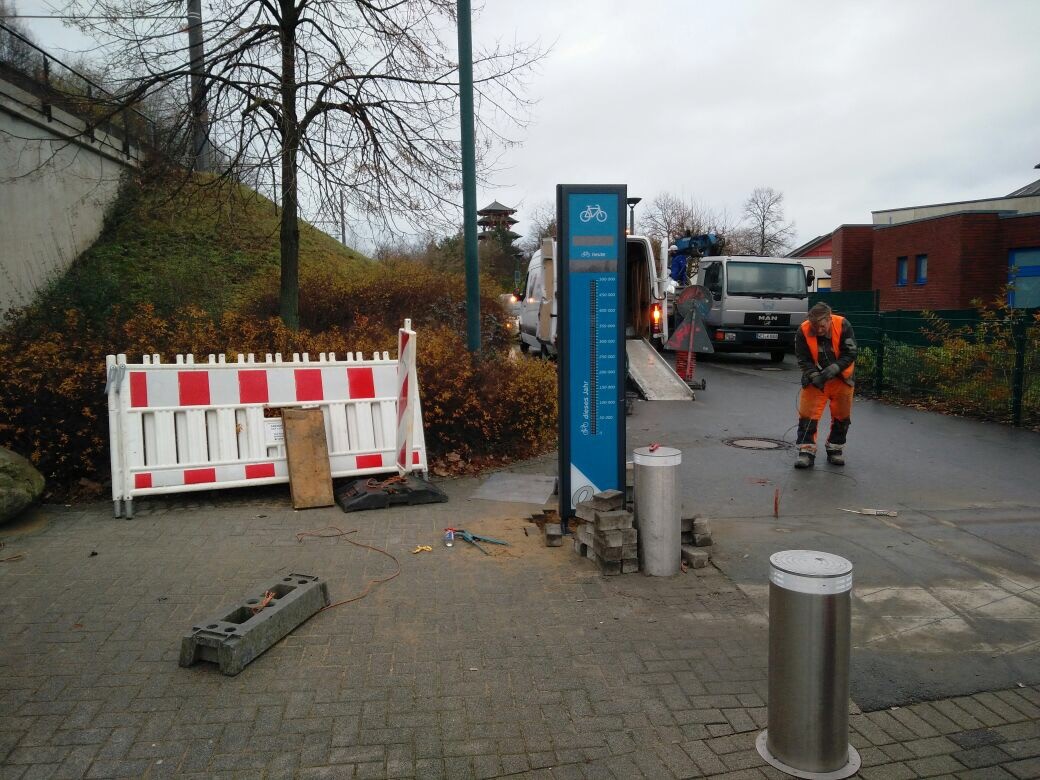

{"left": 478, "top": 200, "right": 516, "bottom": 214}
{"left": 1007, "top": 177, "right": 1040, "bottom": 197}
{"left": 787, "top": 234, "right": 831, "bottom": 258}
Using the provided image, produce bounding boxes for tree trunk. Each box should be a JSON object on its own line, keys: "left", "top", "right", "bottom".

{"left": 278, "top": 0, "right": 300, "bottom": 330}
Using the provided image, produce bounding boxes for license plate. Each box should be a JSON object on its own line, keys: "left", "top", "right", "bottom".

{"left": 757, "top": 332, "right": 779, "bottom": 340}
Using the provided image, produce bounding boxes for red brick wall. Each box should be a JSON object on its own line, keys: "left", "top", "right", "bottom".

{"left": 830, "top": 225, "right": 874, "bottom": 291}
{"left": 1002, "top": 214, "right": 1040, "bottom": 252}
{"left": 959, "top": 214, "right": 1005, "bottom": 306}
{"left": 870, "top": 212, "right": 1035, "bottom": 310}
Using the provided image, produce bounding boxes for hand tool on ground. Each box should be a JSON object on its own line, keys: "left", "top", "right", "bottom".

{"left": 411, "top": 545, "right": 433, "bottom": 554}
{"left": 453, "top": 529, "right": 510, "bottom": 555}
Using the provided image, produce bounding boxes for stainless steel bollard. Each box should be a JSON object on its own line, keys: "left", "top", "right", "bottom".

{"left": 756, "top": 550, "right": 860, "bottom": 779}
{"left": 633, "top": 446, "right": 681, "bottom": 576}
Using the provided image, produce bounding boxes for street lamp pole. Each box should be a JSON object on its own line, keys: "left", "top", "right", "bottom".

{"left": 626, "top": 196, "right": 642, "bottom": 235}
{"left": 457, "top": 0, "right": 480, "bottom": 352}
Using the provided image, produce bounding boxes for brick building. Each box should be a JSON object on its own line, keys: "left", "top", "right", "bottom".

{"left": 789, "top": 174, "right": 1040, "bottom": 310}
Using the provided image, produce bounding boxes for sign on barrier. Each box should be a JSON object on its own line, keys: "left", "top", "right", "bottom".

{"left": 106, "top": 321, "right": 427, "bottom": 517}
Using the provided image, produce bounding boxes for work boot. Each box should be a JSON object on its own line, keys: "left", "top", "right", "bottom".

{"left": 794, "top": 451, "right": 815, "bottom": 469}
{"left": 826, "top": 445, "right": 845, "bottom": 466}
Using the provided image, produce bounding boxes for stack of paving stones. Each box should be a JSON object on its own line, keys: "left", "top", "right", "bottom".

{"left": 680, "top": 512, "right": 713, "bottom": 569}
{"left": 572, "top": 489, "right": 639, "bottom": 575}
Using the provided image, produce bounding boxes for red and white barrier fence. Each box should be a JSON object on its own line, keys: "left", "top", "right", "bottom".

{"left": 106, "top": 320, "right": 426, "bottom": 517}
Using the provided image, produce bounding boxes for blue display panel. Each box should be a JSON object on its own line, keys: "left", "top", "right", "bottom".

{"left": 557, "top": 185, "right": 626, "bottom": 515}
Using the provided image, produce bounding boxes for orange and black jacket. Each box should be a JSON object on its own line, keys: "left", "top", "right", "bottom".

{"left": 795, "top": 315, "right": 858, "bottom": 387}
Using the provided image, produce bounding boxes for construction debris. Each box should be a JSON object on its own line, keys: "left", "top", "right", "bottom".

{"left": 681, "top": 513, "right": 714, "bottom": 566}
{"left": 572, "top": 490, "right": 639, "bottom": 575}
{"left": 839, "top": 508, "right": 898, "bottom": 517}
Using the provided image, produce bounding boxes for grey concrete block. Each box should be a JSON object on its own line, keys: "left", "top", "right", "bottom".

{"left": 593, "top": 538, "right": 622, "bottom": 561}
{"left": 622, "top": 558, "right": 640, "bottom": 574}
{"left": 590, "top": 490, "right": 625, "bottom": 511}
{"left": 621, "top": 543, "right": 638, "bottom": 559}
{"left": 179, "top": 573, "right": 329, "bottom": 676}
{"left": 693, "top": 518, "right": 711, "bottom": 535}
{"left": 594, "top": 510, "right": 634, "bottom": 532}
{"left": 543, "top": 523, "right": 563, "bottom": 547}
{"left": 596, "top": 528, "right": 637, "bottom": 547}
{"left": 572, "top": 539, "right": 589, "bottom": 558}
{"left": 681, "top": 517, "right": 694, "bottom": 533}
{"left": 598, "top": 559, "right": 622, "bottom": 576}
{"left": 575, "top": 502, "right": 597, "bottom": 523}
{"left": 681, "top": 547, "right": 709, "bottom": 569}
{"left": 694, "top": 533, "right": 712, "bottom": 547}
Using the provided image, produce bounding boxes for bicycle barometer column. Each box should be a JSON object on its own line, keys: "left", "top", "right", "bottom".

{"left": 557, "top": 184, "right": 627, "bottom": 518}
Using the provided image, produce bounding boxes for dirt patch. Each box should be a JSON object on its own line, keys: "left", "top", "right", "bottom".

{"left": 453, "top": 515, "right": 574, "bottom": 569}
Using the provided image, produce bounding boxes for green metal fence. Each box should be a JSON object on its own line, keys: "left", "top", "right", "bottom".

{"left": 809, "top": 292, "right": 1039, "bottom": 429}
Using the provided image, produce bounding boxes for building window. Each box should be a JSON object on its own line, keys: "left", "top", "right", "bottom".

{"left": 915, "top": 254, "right": 928, "bottom": 285}
{"left": 1009, "top": 248, "right": 1040, "bottom": 308}
{"left": 896, "top": 256, "right": 908, "bottom": 286}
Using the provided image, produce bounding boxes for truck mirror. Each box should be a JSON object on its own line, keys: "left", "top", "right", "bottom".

{"left": 805, "top": 269, "right": 815, "bottom": 286}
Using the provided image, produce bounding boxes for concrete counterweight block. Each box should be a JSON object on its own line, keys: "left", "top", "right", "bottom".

{"left": 179, "top": 573, "right": 330, "bottom": 676}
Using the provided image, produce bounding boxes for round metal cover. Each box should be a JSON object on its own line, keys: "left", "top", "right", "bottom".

{"left": 725, "top": 437, "right": 787, "bottom": 450}
{"left": 770, "top": 550, "right": 852, "bottom": 578}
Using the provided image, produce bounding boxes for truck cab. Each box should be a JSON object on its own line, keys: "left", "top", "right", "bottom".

{"left": 519, "top": 235, "right": 673, "bottom": 357}
{"left": 692, "top": 255, "right": 809, "bottom": 362}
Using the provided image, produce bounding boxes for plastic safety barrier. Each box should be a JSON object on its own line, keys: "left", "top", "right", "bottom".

{"left": 106, "top": 320, "right": 426, "bottom": 517}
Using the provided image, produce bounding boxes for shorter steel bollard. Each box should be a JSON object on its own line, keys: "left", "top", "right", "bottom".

{"left": 757, "top": 550, "right": 860, "bottom": 779}
{"left": 633, "top": 445, "right": 681, "bottom": 576}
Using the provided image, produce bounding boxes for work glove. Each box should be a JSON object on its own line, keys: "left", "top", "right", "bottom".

{"left": 821, "top": 363, "right": 841, "bottom": 381}
{"left": 804, "top": 370, "right": 823, "bottom": 389}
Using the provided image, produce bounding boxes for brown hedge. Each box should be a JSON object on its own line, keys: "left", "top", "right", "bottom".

{"left": 0, "top": 304, "right": 557, "bottom": 496}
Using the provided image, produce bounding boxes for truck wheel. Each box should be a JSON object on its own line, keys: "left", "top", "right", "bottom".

{"left": 770, "top": 350, "right": 785, "bottom": 363}
{"left": 519, "top": 339, "right": 530, "bottom": 354}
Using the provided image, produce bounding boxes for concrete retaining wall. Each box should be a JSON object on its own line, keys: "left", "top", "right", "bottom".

{"left": 0, "top": 75, "right": 139, "bottom": 314}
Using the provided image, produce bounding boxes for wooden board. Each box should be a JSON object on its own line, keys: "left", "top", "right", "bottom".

{"left": 282, "top": 408, "right": 334, "bottom": 509}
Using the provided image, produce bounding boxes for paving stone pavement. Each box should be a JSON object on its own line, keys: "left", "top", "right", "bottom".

{"left": 2, "top": 481, "right": 1040, "bottom": 779}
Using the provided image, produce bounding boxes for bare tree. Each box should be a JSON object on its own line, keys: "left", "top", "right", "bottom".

{"left": 68, "top": 0, "right": 542, "bottom": 329}
{"left": 638, "top": 192, "right": 738, "bottom": 246}
{"left": 742, "top": 186, "right": 795, "bottom": 256}
{"left": 518, "top": 199, "right": 555, "bottom": 257}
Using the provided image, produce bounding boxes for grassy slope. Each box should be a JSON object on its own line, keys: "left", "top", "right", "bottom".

{"left": 34, "top": 173, "right": 371, "bottom": 323}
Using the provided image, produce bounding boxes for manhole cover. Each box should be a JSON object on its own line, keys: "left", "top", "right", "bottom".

{"left": 725, "top": 437, "right": 788, "bottom": 450}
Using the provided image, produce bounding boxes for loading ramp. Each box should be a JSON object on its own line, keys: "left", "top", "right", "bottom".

{"left": 625, "top": 339, "right": 695, "bottom": 401}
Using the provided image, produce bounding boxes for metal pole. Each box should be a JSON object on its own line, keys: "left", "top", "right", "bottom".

{"left": 186, "top": 0, "right": 210, "bottom": 171}
{"left": 628, "top": 205, "right": 635, "bottom": 235}
{"left": 339, "top": 191, "right": 346, "bottom": 245}
{"left": 757, "top": 550, "right": 860, "bottom": 778}
{"left": 457, "top": 0, "right": 480, "bottom": 352}
{"left": 633, "top": 446, "right": 681, "bottom": 576}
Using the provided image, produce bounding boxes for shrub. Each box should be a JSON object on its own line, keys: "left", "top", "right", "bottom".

{"left": 237, "top": 260, "right": 512, "bottom": 352}
{"left": 0, "top": 303, "right": 557, "bottom": 495}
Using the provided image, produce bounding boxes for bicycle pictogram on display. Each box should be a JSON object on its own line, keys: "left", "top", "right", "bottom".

{"left": 579, "top": 204, "right": 608, "bottom": 223}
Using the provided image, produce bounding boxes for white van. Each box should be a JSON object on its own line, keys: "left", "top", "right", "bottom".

{"left": 518, "top": 236, "right": 673, "bottom": 357}
{"left": 691, "top": 255, "right": 810, "bottom": 362}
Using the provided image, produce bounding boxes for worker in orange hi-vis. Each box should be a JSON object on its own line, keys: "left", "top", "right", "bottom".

{"left": 794, "top": 302, "right": 859, "bottom": 469}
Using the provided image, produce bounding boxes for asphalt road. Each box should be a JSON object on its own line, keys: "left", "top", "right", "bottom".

{"left": 629, "top": 350, "right": 1040, "bottom": 710}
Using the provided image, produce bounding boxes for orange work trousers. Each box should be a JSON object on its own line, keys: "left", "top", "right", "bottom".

{"left": 796, "top": 379, "right": 853, "bottom": 453}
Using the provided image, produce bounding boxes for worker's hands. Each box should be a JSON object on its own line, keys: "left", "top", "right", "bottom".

{"left": 804, "top": 370, "right": 823, "bottom": 389}
{"left": 821, "top": 363, "right": 841, "bottom": 381}
{"left": 811, "top": 372, "right": 827, "bottom": 389}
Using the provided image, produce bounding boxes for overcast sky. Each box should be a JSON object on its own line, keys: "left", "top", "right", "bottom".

{"left": 13, "top": 0, "right": 1040, "bottom": 250}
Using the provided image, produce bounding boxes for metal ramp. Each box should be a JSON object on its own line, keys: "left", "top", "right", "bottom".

{"left": 625, "top": 339, "right": 695, "bottom": 401}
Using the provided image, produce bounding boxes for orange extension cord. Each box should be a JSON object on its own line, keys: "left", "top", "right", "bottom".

{"left": 294, "top": 526, "right": 401, "bottom": 610}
